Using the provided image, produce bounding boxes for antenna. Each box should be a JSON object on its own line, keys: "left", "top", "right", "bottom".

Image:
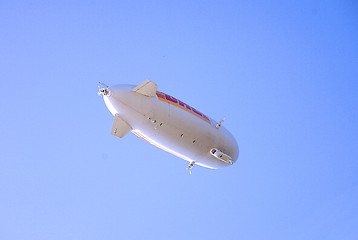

{"left": 216, "top": 118, "right": 225, "bottom": 129}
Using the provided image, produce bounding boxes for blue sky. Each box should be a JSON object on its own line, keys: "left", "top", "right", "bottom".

{"left": 1, "top": 1, "right": 357, "bottom": 239}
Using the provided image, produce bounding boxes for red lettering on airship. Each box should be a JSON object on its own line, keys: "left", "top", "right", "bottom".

{"left": 156, "top": 91, "right": 211, "bottom": 125}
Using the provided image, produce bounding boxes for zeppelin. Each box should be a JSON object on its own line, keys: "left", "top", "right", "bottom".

{"left": 98, "top": 80, "right": 239, "bottom": 172}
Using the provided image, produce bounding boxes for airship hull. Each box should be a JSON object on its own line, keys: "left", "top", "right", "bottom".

{"left": 100, "top": 81, "right": 239, "bottom": 169}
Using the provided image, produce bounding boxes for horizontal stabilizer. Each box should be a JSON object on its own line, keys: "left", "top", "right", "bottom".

{"left": 111, "top": 114, "right": 132, "bottom": 138}
{"left": 132, "top": 80, "right": 157, "bottom": 97}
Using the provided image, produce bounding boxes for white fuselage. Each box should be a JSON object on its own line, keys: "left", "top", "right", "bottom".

{"left": 102, "top": 83, "right": 239, "bottom": 169}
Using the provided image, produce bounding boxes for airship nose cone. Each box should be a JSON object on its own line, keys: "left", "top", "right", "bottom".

{"left": 98, "top": 84, "right": 117, "bottom": 116}
{"left": 98, "top": 82, "right": 110, "bottom": 96}
{"left": 99, "top": 84, "right": 136, "bottom": 116}
{"left": 98, "top": 88, "right": 110, "bottom": 96}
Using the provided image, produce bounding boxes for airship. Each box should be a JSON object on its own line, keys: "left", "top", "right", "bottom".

{"left": 98, "top": 80, "right": 239, "bottom": 172}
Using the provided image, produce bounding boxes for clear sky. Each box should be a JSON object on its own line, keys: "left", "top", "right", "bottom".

{"left": 1, "top": 1, "right": 357, "bottom": 239}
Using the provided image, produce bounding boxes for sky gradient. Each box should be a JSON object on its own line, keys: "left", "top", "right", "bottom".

{"left": 1, "top": 1, "right": 358, "bottom": 239}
